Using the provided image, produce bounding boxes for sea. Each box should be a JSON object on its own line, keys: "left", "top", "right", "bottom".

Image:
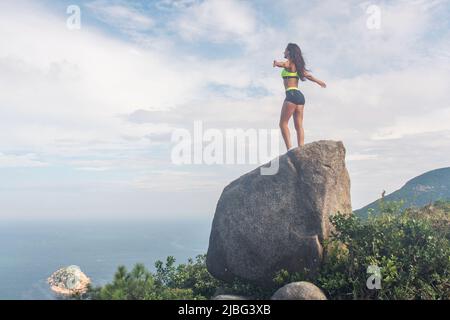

{"left": 0, "top": 218, "right": 212, "bottom": 300}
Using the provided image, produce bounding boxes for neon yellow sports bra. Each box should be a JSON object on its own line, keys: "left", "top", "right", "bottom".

{"left": 281, "top": 68, "right": 300, "bottom": 79}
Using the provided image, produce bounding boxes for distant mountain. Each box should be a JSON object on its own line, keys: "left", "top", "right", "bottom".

{"left": 354, "top": 167, "right": 450, "bottom": 218}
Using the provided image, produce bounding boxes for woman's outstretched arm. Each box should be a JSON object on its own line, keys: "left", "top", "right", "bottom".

{"left": 304, "top": 71, "right": 327, "bottom": 88}
{"left": 273, "top": 60, "right": 290, "bottom": 68}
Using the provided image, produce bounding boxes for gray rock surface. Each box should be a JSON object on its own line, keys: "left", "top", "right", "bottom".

{"left": 48, "top": 265, "right": 91, "bottom": 296}
{"left": 271, "top": 281, "right": 327, "bottom": 300}
{"left": 206, "top": 140, "right": 352, "bottom": 288}
{"left": 212, "top": 294, "right": 250, "bottom": 300}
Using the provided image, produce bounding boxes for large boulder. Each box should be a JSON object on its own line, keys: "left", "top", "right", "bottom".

{"left": 271, "top": 281, "right": 327, "bottom": 300}
{"left": 206, "top": 140, "right": 352, "bottom": 288}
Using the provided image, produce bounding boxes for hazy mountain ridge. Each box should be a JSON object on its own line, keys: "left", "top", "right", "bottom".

{"left": 355, "top": 167, "right": 450, "bottom": 218}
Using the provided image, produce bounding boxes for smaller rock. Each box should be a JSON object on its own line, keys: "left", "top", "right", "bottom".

{"left": 48, "top": 265, "right": 91, "bottom": 296}
{"left": 212, "top": 286, "right": 228, "bottom": 297}
{"left": 271, "top": 282, "right": 327, "bottom": 300}
{"left": 212, "top": 295, "right": 250, "bottom": 300}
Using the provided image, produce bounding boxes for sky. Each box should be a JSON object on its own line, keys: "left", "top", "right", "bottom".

{"left": 0, "top": 0, "right": 449, "bottom": 221}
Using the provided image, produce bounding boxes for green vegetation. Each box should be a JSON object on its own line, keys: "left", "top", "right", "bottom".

{"left": 85, "top": 256, "right": 213, "bottom": 300}
{"left": 83, "top": 200, "right": 450, "bottom": 300}
{"left": 275, "top": 200, "right": 450, "bottom": 299}
{"left": 84, "top": 254, "right": 273, "bottom": 300}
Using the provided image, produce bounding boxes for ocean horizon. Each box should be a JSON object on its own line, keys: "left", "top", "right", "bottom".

{"left": 0, "top": 218, "right": 212, "bottom": 300}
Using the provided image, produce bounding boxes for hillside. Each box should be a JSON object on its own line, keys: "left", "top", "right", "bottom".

{"left": 355, "top": 167, "right": 450, "bottom": 218}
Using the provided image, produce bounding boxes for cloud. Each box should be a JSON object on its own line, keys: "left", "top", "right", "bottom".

{"left": 86, "top": 0, "right": 155, "bottom": 32}
{"left": 0, "top": 0, "right": 276, "bottom": 177}
{"left": 0, "top": 1, "right": 205, "bottom": 160}
{"left": 130, "top": 170, "right": 226, "bottom": 192}
{"left": 70, "top": 159, "right": 115, "bottom": 171}
{"left": 0, "top": 153, "right": 48, "bottom": 168}
{"left": 155, "top": 0, "right": 199, "bottom": 11}
{"left": 0, "top": 0, "right": 449, "bottom": 219}
{"left": 347, "top": 153, "right": 378, "bottom": 161}
{"left": 371, "top": 108, "right": 450, "bottom": 140}
{"left": 171, "top": 0, "right": 257, "bottom": 43}
{"left": 278, "top": 0, "right": 450, "bottom": 75}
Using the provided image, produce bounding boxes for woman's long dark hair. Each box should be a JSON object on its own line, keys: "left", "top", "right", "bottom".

{"left": 286, "top": 43, "right": 309, "bottom": 81}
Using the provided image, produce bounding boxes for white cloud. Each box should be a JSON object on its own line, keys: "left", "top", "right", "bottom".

{"left": 0, "top": 0, "right": 449, "bottom": 219}
{"left": 156, "top": 0, "right": 199, "bottom": 11}
{"left": 347, "top": 153, "right": 378, "bottom": 161}
{"left": 0, "top": 1, "right": 203, "bottom": 160}
{"left": 371, "top": 108, "right": 450, "bottom": 140}
{"left": 0, "top": 0, "right": 280, "bottom": 171}
{"left": 131, "top": 170, "right": 223, "bottom": 192}
{"left": 70, "top": 159, "right": 115, "bottom": 171}
{"left": 0, "top": 153, "right": 48, "bottom": 168}
{"left": 281, "top": 0, "right": 449, "bottom": 74}
{"left": 86, "top": 1, "right": 155, "bottom": 31}
{"left": 172, "top": 0, "right": 257, "bottom": 43}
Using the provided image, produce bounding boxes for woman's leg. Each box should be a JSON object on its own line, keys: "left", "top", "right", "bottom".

{"left": 279, "top": 101, "right": 297, "bottom": 150}
{"left": 293, "top": 104, "right": 305, "bottom": 147}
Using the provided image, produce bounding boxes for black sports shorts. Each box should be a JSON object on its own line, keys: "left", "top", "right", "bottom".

{"left": 285, "top": 89, "right": 305, "bottom": 105}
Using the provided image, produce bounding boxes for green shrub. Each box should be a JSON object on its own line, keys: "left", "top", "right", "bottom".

{"left": 274, "top": 201, "right": 450, "bottom": 300}
{"left": 85, "top": 254, "right": 272, "bottom": 300}
{"left": 86, "top": 259, "right": 206, "bottom": 300}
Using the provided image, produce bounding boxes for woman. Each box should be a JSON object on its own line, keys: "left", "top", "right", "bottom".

{"left": 273, "top": 43, "right": 327, "bottom": 151}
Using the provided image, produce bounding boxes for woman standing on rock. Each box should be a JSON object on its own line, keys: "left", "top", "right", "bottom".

{"left": 273, "top": 43, "right": 327, "bottom": 151}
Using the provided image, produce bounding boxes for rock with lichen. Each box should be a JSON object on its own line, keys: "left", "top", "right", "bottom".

{"left": 48, "top": 265, "right": 91, "bottom": 296}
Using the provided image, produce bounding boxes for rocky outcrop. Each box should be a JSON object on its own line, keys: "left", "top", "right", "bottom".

{"left": 271, "top": 281, "right": 327, "bottom": 300}
{"left": 48, "top": 265, "right": 91, "bottom": 296}
{"left": 206, "top": 140, "right": 352, "bottom": 288}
